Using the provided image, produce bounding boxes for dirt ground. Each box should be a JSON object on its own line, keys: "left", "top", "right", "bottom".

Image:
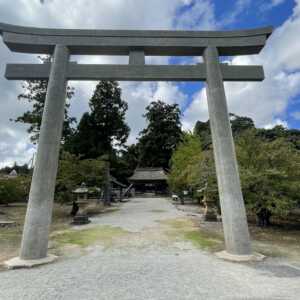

{"left": 176, "top": 202, "right": 300, "bottom": 263}
{"left": 1, "top": 197, "right": 299, "bottom": 300}
{"left": 0, "top": 201, "right": 118, "bottom": 264}
{"left": 1, "top": 200, "right": 300, "bottom": 265}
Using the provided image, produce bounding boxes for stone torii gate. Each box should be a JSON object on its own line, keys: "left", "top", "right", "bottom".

{"left": 0, "top": 23, "right": 272, "bottom": 267}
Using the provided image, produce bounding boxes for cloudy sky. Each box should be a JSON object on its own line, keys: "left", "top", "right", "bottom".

{"left": 0, "top": 0, "right": 299, "bottom": 167}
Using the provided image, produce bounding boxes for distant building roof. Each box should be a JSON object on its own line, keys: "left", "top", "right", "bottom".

{"left": 129, "top": 168, "right": 167, "bottom": 182}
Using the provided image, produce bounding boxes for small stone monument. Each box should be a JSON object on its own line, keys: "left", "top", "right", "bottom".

{"left": 71, "top": 183, "right": 91, "bottom": 225}
{"left": 72, "top": 182, "right": 89, "bottom": 202}
{"left": 71, "top": 213, "right": 91, "bottom": 225}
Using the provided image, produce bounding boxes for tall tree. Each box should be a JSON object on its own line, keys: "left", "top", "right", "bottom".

{"left": 194, "top": 120, "right": 212, "bottom": 150}
{"left": 168, "top": 133, "right": 218, "bottom": 207}
{"left": 14, "top": 56, "right": 75, "bottom": 143}
{"left": 229, "top": 113, "right": 255, "bottom": 136}
{"left": 194, "top": 114, "right": 255, "bottom": 150}
{"left": 138, "top": 100, "right": 182, "bottom": 169}
{"left": 113, "top": 144, "right": 140, "bottom": 181}
{"left": 168, "top": 133, "right": 203, "bottom": 193}
{"left": 66, "top": 81, "right": 130, "bottom": 158}
{"left": 65, "top": 81, "right": 129, "bottom": 204}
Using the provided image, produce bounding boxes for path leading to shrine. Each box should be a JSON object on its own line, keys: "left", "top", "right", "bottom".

{"left": 0, "top": 197, "right": 299, "bottom": 299}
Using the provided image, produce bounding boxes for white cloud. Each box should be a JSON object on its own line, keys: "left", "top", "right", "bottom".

{"left": 291, "top": 110, "right": 300, "bottom": 120}
{"left": 121, "top": 81, "right": 187, "bottom": 145}
{"left": 260, "top": 0, "right": 286, "bottom": 11}
{"left": 218, "top": 0, "right": 251, "bottom": 26}
{"left": 182, "top": 88, "right": 208, "bottom": 130}
{"left": 264, "top": 118, "right": 288, "bottom": 129}
{"left": 175, "top": 0, "right": 216, "bottom": 30}
{"left": 183, "top": 1, "right": 300, "bottom": 130}
{"left": 0, "top": 0, "right": 299, "bottom": 167}
{"left": 1, "top": 0, "right": 215, "bottom": 166}
{"left": 0, "top": 126, "right": 36, "bottom": 168}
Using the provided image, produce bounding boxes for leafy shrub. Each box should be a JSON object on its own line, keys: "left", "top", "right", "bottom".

{"left": 236, "top": 130, "right": 300, "bottom": 217}
{"left": 55, "top": 152, "right": 106, "bottom": 203}
{"left": 0, "top": 176, "right": 31, "bottom": 204}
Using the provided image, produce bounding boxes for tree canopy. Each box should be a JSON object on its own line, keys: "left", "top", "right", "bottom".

{"left": 15, "top": 56, "right": 76, "bottom": 144}
{"left": 137, "top": 100, "right": 182, "bottom": 169}
{"left": 236, "top": 129, "right": 300, "bottom": 217}
{"left": 65, "top": 81, "right": 129, "bottom": 159}
{"left": 55, "top": 152, "right": 106, "bottom": 203}
{"left": 168, "top": 133, "right": 203, "bottom": 193}
{"left": 170, "top": 114, "right": 300, "bottom": 222}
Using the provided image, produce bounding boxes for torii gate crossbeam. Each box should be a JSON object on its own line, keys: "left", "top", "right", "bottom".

{"left": 0, "top": 23, "right": 272, "bottom": 268}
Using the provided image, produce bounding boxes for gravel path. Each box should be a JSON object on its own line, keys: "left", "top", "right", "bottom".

{"left": 0, "top": 197, "right": 299, "bottom": 300}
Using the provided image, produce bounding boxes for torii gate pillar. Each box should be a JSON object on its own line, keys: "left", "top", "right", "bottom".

{"left": 204, "top": 47, "right": 255, "bottom": 259}
{"left": 20, "top": 45, "right": 69, "bottom": 261}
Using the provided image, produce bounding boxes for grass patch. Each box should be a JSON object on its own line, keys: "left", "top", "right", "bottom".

{"left": 160, "top": 218, "right": 223, "bottom": 251}
{"left": 249, "top": 224, "right": 300, "bottom": 261}
{"left": 183, "top": 231, "right": 220, "bottom": 249}
{"left": 150, "top": 209, "right": 166, "bottom": 213}
{"left": 162, "top": 218, "right": 194, "bottom": 229}
{"left": 52, "top": 225, "right": 129, "bottom": 248}
{"left": 254, "top": 245, "right": 286, "bottom": 258}
{"left": 0, "top": 204, "right": 76, "bottom": 262}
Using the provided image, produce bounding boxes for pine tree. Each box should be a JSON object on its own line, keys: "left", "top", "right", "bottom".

{"left": 66, "top": 81, "right": 129, "bottom": 205}
{"left": 66, "top": 81, "right": 129, "bottom": 158}
{"left": 14, "top": 56, "right": 75, "bottom": 143}
{"left": 138, "top": 100, "right": 182, "bottom": 169}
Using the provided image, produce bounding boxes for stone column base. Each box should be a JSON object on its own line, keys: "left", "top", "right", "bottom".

{"left": 216, "top": 250, "right": 265, "bottom": 262}
{"left": 4, "top": 254, "right": 57, "bottom": 269}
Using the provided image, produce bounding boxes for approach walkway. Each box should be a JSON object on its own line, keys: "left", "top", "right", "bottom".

{"left": 0, "top": 197, "right": 299, "bottom": 299}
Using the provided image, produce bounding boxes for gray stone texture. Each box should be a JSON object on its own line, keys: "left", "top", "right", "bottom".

{"left": 5, "top": 63, "right": 264, "bottom": 82}
{"left": 129, "top": 50, "right": 145, "bottom": 65}
{"left": 203, "top": 46, "right": 252, "bottom": 255}
{"left": 0, "top": 22, "right": 272, "bottom": 55}
{"left": 4, "top": 255, "right": 57, "bottom": 269}
{"left": 19, "top": 45, "right": 69, "bottom": 260}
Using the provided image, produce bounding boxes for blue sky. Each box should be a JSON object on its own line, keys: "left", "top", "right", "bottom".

{"left": 0, "top": 0, "right": 299, "bottom": 166}
{"left": 175, "top": 0, "right": 299, "bottom": 129}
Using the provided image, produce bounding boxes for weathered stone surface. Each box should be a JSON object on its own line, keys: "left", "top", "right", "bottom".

{"left": 4, "top": 255, "right": 57, "bottom": 269}
{"left": 5, "top": 63, "right": 265, "bottom": 82}
{"left": 0, "top": 23, "right": 272, "bottom": 56}
{"left": 129, "top": 50, "right": 145, "bottom": 65}
{"left": 204, "top": 46, "right": 252, "bottom": 256}
{"left": 19, "top": 45, "right": 69, "bottom": 260}
{"left": 216, "top": 251, "right": 265, "bottom": 262}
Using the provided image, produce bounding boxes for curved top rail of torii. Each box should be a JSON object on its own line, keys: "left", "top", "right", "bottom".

{"left": 0, "top": 22, "right": 272, "bottom": 56}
